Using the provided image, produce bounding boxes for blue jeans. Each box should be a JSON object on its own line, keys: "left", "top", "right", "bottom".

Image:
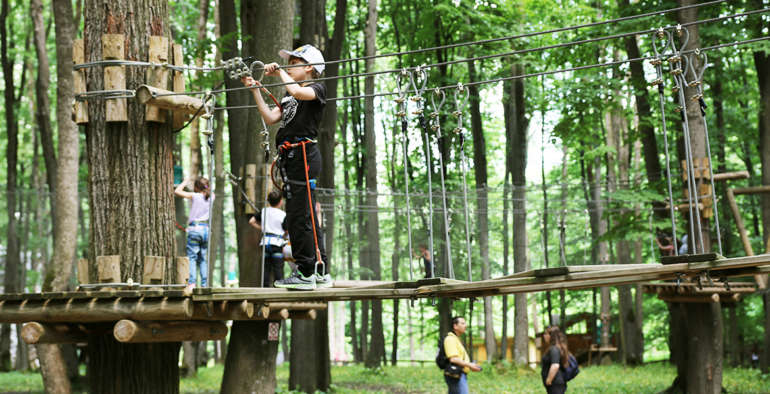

{"left": 444, "top": 372, "right": 468, "bottom": 394}
{"left": 186, "top": 224, "right": 209, "bottom": 287}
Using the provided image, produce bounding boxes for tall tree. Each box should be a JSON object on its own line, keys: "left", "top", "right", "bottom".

{"left": 468, "top": 60, "right": 495, "bottom": 361}
{"left": 36, "top": 0, "right": 79, "bottom": 391}
{"left": 507, "top": 63, "right": 529, "bottom": 365}
{"left": 219, "top": 1, "right": 291, "bottom": 392}
{"left": 363, "top": 0, "right": 385, "bottom": 369}
{"left": 750, "top": 0, "right": 770, "bottom": 373}
{"left": 83, "top": 1, "right": 180, "bottom": 392}
{"left": 0, "top": 0, "right": 23, "bottom": 372}
{"left": 31, "top": 0, "right": 57, "bottom": 219}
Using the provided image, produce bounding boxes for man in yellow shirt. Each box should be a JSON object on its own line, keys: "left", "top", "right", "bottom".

{"left": 444, "top": 316, "right": 481, "bottom": 393}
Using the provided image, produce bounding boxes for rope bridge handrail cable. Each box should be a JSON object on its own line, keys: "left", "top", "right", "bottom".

{"left": 154, "top": 7, "right": 768, "bottom": 99}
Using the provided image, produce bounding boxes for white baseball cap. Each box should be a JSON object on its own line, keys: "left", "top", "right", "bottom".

{"left": 279, "top": 44, "right": 325, "bottom": 74}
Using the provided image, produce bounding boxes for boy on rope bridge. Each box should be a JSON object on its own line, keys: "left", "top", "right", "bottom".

{"left": 241, "top": 44, "right": 331, "bottom": 290}
{"left": 248, "top": 190, "right": 288, "bottom": 287}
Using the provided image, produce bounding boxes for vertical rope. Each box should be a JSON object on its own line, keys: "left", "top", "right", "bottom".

{"left": 431, "top": 89, "right": 454, "bottom": 279}
{"left": 454, "top": 84, "right": 473, "bottom": 282}
{"left": 396, "top": 70, "right": 414, "bottom": 281}
{"left": 411, "top": 68, "right": 435, "bottom": 278}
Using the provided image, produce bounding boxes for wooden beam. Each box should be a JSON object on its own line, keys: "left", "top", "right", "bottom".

{"left": 97, "top": 255, "right": 121, "bottom": 283}
{"left": 21, "top": 322, "right": 96, "bottom": 344}
{"left": 289, "top": 309, "right": 317, "bottom": 320}
{"left": 244, "top": 164, "right": 257, "bottom": 215}
{"left": 726, "top": 189, "right": 754, "bottom": 256}
{"left": 72, "top": 39, "right": 88, "bottom": 124}
{"left": 658, "top": 293, "right": 731, "bottom": 304}
{"left": 171, "top": 43, "right": 187, "bottom": 129}
{"left": 136, "top": 85, "right": 205, "bottom": 116}
{"left": 266, "top": 302, "right": 326, "bottom": 311}
{"left": 191, "top": 300, "right": 254, "bottom": 320}
{"left": 77, "top": 258, "right": 89, "bottom": 284}
{"left": 142, "top": 256, "right": 165, "bottom": 284}
{"left": 102, "top": 34, "right": 127, "bottom": 122}
{"left": 0, "top": 297, "right": 193, "bottom": 323}
{"left": 532, "top": 264, "right": 652, "bottom": 277}
{"left": 113, "top": 319, "right": 227, "bottom": 343}
{"left": 144, "top": 36, "right": 170, "bottom": 122}
{"left": 266, "top": 308, "right": 290, "bottom": 321}
{"left": 712, "top": 171, "right": 750, "bottom": 182}
{"left": 176, "top": 257, "right": 189, "bottom": 285}
{"left": 732, "top": 185, "right": 770, "bottom": 195}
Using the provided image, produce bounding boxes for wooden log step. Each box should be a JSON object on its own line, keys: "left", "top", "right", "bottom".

{"left": 113, "top": 320, "right": 227, "bottom": 343}
{"left": 661, "top": 253, "right": 722, "bottom": 265}
{"left": 21, "top": 322, "right": 110, "bottom": 344}
{"left": 658, "top": 293, "right": 741, "bottom": 304}
{"left": 0, "top": 297, "right": 193, "bottom": 323}
{"left": 532, "top": 264, "right": 653, "bottom": 278}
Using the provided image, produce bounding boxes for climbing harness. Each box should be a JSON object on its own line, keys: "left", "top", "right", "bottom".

{"left": 411, "top": 67, "right": 436, "bottom": 279}
{"left": 277, "top": 139, "right": 325, "bottom": 276}
{"left": 396, "top": 69, "right": 415, "bottom": 281}
{"left": 650, "top": 28, "right": 680, "bottom": 255}
{"left": 430, "top": 87, "right": 454, "bottom": 279}
{"left": 453, "top": 84, "right": 473, "bottom": 282}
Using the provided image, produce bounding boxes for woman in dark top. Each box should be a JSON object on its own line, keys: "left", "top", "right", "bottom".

{"left": 541, "top": 326, "right": 569, "bottom": 394}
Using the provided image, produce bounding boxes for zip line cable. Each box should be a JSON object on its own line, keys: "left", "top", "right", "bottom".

{"left": 154, "top": 7, "right": 767, "bottom": 100}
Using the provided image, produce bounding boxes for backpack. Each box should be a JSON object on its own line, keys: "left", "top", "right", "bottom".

{"left": 435, "top": 337, "right": 449, "bottom": 369}
{"left": 561, "top": 354, "right": 580, "bottom": 382}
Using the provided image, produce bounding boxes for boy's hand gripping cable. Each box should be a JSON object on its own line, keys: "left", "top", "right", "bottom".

{"left": 223, "top": 57, "right": 283, "bottom": 111}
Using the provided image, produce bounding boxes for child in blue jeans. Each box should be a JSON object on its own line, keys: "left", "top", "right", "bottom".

{"left": 175, "top": 176, "right": 213, "bottom": 289}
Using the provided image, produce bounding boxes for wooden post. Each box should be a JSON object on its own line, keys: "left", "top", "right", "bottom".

{"left": 77, "top": 258, "right": 89, "bottom": 284}
{"left": 102, "top": 34, "right": 127, "bottom": 122}
{"left": 244, "top": 164, "right": 257, "bottom": 214}
{"left": 176, "top": 256, "right": 189, "bottom": 285}
{"left": 72, "top": 39, "right": 88, "bottom": 124}
{"left": 113, "top": 319, "right": 227, "bottom": 343}
{"left": 96, "top": 255, "right": 121, "bottom": 283}
{"left": 145, "top": 36, "right": 169, "bottom": 122}
{"left": 142, "top": 256, "right": 165, "bottom": 284}
{"left": 171, "top": 43, "right": 187, "bottom": 129}
{"left": 726, "top": 189, "right": 754, "bottom": 256}
{"left": 21, "top": 322, "right": 94, "bottom": 344}
{"left": 135, "top": 85, "right": 204, "bottom": 116}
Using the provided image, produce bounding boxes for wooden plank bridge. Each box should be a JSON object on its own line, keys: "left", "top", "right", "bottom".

{"left": 1, "top": 254, "right": 768, "bottom": 344}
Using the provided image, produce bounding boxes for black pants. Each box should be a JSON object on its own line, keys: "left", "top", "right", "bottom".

{"left": 281, "top": 142, "right": 328, "bottom": 277}
{"left": 263, "top": 244, "right": 285, "bottom": 287}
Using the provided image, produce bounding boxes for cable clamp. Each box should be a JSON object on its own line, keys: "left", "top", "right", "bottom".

{"left": 649, "top": 58, "right": 662, "bottom": 66}
{"left": 410, "top": 96, "right": 423, "bottom": 102}
{"left": 656, "top": 27, "right": 666, "bottom": 39}
{"left": 674, "top": 106, "right": 683, "bottom": 113}
{"left": 676, "top": 24, "right": 683, "bottom": 36}
{"left": 412, "top": 109, "right": 423, "bottom": 115}
{"left": 690, "top": 93, "right": 703, "bottom": 102}
{"left": 394, "top": 97, "right": 405, "bottom": 104}
{"left": 688, "top": 81, "right": 700, "bottom": 88}
{"left": 667, "top": 56, "right": 681, "bottom": 64}
{"left": 671, "top": 85, "right": 680, "bottom": 94}
{"left": 650, "top": 79, "right": 663, "bottom": 87}
{"left": 452, "top": 110, "right": 462, "bottom": 117}
{"left": 670, "top": 68, "right": 682, "bottom": 76}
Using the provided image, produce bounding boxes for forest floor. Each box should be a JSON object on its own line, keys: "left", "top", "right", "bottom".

{"left": 0, "top": 362, "right": 768, "bottom": 393}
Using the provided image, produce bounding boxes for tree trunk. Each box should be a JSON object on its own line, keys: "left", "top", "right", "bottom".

{"left": 289, "top": 309, "right": 331, "bottom": 392}
{"left": 362, "top": 0, "right": 384, "bottom": 369}
{"left": 467, "top": 60, "right": 495, "bottom": 362}
{"left": 663, "top": 3, "right": 724, "bottom": 391}
{"left": 83, "top": 1, "right": 181, "bottom": 392}
{"left": 751, "top": 0, "right": 770, "bottom": 372}
{"left": 1, "top": 0, "right": 22, "bottom": 373}
{"left": 37, "top": 0, "right": 79, "bottom": 390}
{"left": 31, "top": 0, "right": 57, "bottom": 223}
{"left": 220, "top": 0, "right": 292, "bottom": 391}
{"left": 388, "top": 116, "right": 401, "bottom": 365}
{"left": 508, "top": 63, "right": 529, "bottom": 365}
{"left": 187, "top": 0, "right": 208, "bottom": 179}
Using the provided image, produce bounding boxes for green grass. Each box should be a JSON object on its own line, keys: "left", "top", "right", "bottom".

{"left": 2, "top": 363, "right": 769, "bottom": 393}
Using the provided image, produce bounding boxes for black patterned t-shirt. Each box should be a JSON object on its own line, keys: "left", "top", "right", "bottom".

{"left": 274, "top": 82, "right": 326, "bottom": 147}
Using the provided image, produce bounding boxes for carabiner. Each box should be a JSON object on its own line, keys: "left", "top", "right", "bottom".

{"left": 249, "top": 60, "right": 266, "bottom": 83}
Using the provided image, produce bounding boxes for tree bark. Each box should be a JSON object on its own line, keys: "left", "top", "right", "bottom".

{"left": 507, "top": 63, "right": 529, "bottom": 365}
{"left": 1, "top": 0, "right": 22, "bottom": 372}
{"left": 362, "top": 0, "right": 384, "bottom": 369}
{"left": 82, "top": 1, "right": 181, "bottom": 391}
{"left": 186, "top": 0, "right": 209, "bottom": 179}
{"left": 31, "top": 0, "right": 57, "bottom": 223}
{"left": 37, "top": 0, "right": 80, "bottom": 390}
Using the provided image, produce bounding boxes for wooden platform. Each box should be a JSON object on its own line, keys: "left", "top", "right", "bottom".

{"left": 1, "top": 254, "right": 769, "bottom": 325}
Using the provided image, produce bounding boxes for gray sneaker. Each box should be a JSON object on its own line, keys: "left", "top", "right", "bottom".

{"left": 315, "top": 273, "right": 333, "bottom": 289}
{"left": 274, "top": 272, "right": 316, "bottom": 290}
